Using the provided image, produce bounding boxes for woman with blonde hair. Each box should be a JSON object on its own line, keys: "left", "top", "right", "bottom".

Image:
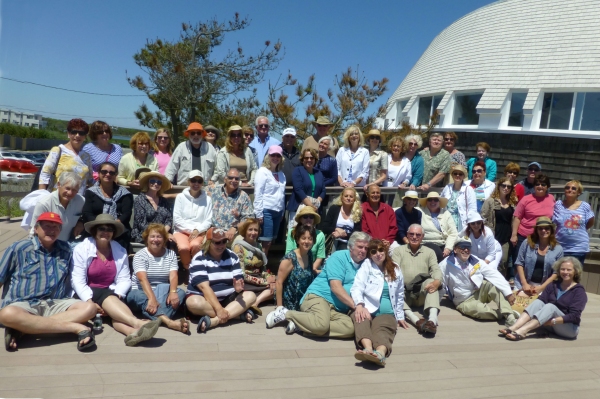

{"left": 117, "top": 132, "right": 158, "bottom": 189}
{"left": 336, "top": 125, "right": 370, "bottom": 188}
{"left": 383, "top": 136, "right": 412, "bottom": 205}
{"left": 152, "top": 128, "right": 173, "bottom": 174}
{"left": 211, "top": 125, "right": 257, "bottom": 186}
{"left": 319, "top": 187, "right": 362, "bottom": 251}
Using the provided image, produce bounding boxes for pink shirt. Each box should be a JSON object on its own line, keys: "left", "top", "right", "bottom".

{"left": 513, "top": 194, "right": 555, "bottom": 236}
{"left": 155, "top": 151, "right": 172, "bottom": 175}
{"left": 87, "top": 253, "right": 117, "bottom": 289}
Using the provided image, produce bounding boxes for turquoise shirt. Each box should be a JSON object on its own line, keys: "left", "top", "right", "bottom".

{"left": 374, "top": 281, "right": 394, "bottom": 316}
{"left": 300, "top": 250, "right": 361, "bottom": 312}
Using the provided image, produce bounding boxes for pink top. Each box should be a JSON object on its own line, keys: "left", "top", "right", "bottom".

{"left": 87, "top": 253, "right": 117, "bottom": 289}
{"left": 513, "top": 194, "right": 555, "bottom": 237}
{"left": 155, "top": 151, "right": 172, "bottom": 175}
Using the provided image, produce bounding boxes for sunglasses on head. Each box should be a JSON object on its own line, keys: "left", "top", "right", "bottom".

{"left": 189, "top": 178, "right": 203, "bottom": 184}
{"left": 149, "top": 179, "right": 162, "bottom": 186}
{"left": 226, "top": 175, "right": 240, "bottom": 181}
{"left": 212, "top": 239, "right": 228, "bottom": 245}
{"left": 97, "top": 226, "right": 115, "bottom": 233}
{"left": 369, "top": 247, "right": 385, "bottom": 255}
{"left": 100, "top": 170, "right": 116, "bottom": 176}
{"left": 69, "top": 130, "right": 88, "bottom": 136}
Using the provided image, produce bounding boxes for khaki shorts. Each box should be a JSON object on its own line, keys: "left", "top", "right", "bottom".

{"left": 8, "top": 298, "right": 81, "bottom": 317}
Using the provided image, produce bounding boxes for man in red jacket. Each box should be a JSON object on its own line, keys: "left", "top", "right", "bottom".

{"left": 361, "top": 185, "right": 399, "bottom": 254}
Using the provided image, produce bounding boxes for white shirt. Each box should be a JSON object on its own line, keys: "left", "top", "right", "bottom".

{"left": 465, "top": 226, "right": 496, "bottom": 263}
{"left": 336, "top": 147, "right": 370, "bottom": 187}
{"left": 441, "top": 183, "right": 477, "bottom": 232}
{"left": 383, "top": 155, "right": 412, "bottom": 187}
{"left": 253, "top": 167, "right": 286, "bottom": 218}
{"left": 173, "top": 188, "right": 213, "bottom": 234}
{"left": 465, "top": 179, "right": 496, "bottom": 202}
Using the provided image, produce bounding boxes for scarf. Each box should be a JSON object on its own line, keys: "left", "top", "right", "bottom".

{"left": 232, "top": 235, "right": 268, "bottom": 265}
{"left": 88, "top": 182, "right": 129, "bottom": 218}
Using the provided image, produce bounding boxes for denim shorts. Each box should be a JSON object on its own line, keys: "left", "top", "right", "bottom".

{"left": 260, "top": 209, "right": 284, "bottom": 241}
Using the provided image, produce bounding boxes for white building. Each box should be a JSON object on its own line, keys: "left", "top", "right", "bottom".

{"left": 0, "top": 109, "right": 46, "bottom": 129}
{"left": 382, "top": 0, "right": 600, "bottom": 139}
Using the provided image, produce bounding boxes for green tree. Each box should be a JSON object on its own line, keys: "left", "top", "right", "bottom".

{"left": 128, "top": 13, "right": 283, "bottom": 143}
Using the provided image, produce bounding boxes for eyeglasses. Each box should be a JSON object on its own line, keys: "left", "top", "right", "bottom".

{"left": 444, "top": 138, "right": 455, "bottom": 142}
{"left": 189, "top": 178, "right": 203, "bottom": 184}
{"left": 302, "top": 215, "right": 315, "bottom": 220}
{"left": 226, "top": 176, "right": 240, "bottom": 181}
{"left": 472, "top": 169, "right": 484, "bottom": 174}
{"left": 537, "top": 226, "right": 552, "bottom": 231}
{"left": 244, "top": 134, "right": 254, "bottom": 139}
{"left": 230, "top": 133, "right": 242, "bottom": 138}
{"left": 369, "top": 248, "right": 385, "bottom": 255}
{"left": 535, "top": 183, "right": 548, "bottom": 187}
{"left": 408, "top": 142, "right": 418, "bottom": 147}
{"left": 99, "top": 170, "right": 116, "bottom": 176}
{"left": 157, "top": 136, "right": 170, "bottom": 141}
{"left": 452, "top": 172, "right": 464, "bottom": 177}
{"left": 188, "top": 131, "right": 203, "bottom": 136}
{"left": 303, "top": 156, "right": 315, "bottom": 160}
{"left": 369, "top": 136, "right": 380, "bottom": 140}
{"left": 500, "top": 183, "right": 512, "bottom": 189}
{"left": 565, "top": 186, "right": 578, "bottom": 191}
{"left": 528, "top": 167, "right": 540, "bottom": 172}
{"left": 69, "top": 130, "right": 88, "bottom": 136}
{"left": 407, "top": 232, "right": 422, "bottom": 237}
{"left": 257, "top": 124, "right": 269, "bottom": 129}
{"left": 149, "top": 179, "right": 162, "bottom": 186}
{"left": 212, "top": 239, "right": 228, "bottom": 246}
{"left": 137, "top": 142, "right": 149, "bottom": 146}
{"left": 427, "top": 198, "right": 440, "bottom": 202}
{"left": 270, "top": 153, "right": 282, "bottom": 158}
{"left": 97, "top": 226, "right": 115, "bottom": 233}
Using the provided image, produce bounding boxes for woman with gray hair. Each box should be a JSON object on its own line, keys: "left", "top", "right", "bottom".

{"left": 501, "top": 256, "right": 587, "bottom": 340}
{"left": 316, "top": 136, "right": 338, "bottom": 187}
{"left": 30, "top": 171, "right": 85, "bottom": 245}
{"left": 404, "top": 134, "right": 424, "bottom": 189}
{"left": 336, "top": 125, "right": 370, "bottom": 188}
{"left": 418, "top": 132, "right": 451, "bottom": 191}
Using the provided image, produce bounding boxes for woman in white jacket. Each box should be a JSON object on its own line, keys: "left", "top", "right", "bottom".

{"left": 172, "top": 170, "right": 213, "bottom": 268}
{"left": 253, "top": 145, "right": 286, "bottom": 257}
{"left": 350, "top": 239, "right": 409, "bottom": 367}
{"left": 441, "top": 164, "right": 477, "bottom": 232}
{"left": 71, "top": 214, "right": 161, "bottom": 346}
{"left": 462, "top": 212, "right": 496, "bottom": 264}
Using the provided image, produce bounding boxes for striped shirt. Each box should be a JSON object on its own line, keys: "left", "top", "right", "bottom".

{"left": 0, "top": 237, "right": 73, "bottom": 307}
{"left": 131, "top": 248, "right": 178, "bottom": 290}
{"left": 187, "top": 249, "right": 242, "bottom": 299}
{"left": 82, "top": 142, "right": 123, "bottom": 173}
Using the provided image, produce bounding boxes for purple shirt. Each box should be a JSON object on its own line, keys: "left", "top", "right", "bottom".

{"left": 537, "top": 281, "right": 587, "bottom": 326}
{"left": 87, "top": 254, "right": 117, "bottom": 289}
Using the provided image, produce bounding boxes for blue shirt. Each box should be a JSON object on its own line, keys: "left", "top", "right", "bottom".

{"left": 316, "top": 155, "right": 338, "bottom": 187}
{"left": 553, "top": 200, "right": 595, "bottom": 253}
{"left": 301, "top": 250, "right": 362, "bottom": 312}
{"left": 466, "top": 157, "right": 497, "bottom": 181}
{"left": 249, "top": 135, "right": 281, "bottom": 166}
{"left": 409, "top": 153, "right": 424, "bottom": 187}
{"left": 0, "top": 237, "right": 73, "bottom": 307}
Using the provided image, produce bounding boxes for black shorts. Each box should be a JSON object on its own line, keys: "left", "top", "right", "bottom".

{"left": 74, "top": 287, "right": 116, "bottom": 306}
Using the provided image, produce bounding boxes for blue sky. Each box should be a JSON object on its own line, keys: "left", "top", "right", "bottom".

{"left": 0, "top": 0, "right": 494, "bottom": 129}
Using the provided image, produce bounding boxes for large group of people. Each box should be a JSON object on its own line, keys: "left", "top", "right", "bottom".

{"left": 1, "top": 117, "right": 594, "bottom": 366}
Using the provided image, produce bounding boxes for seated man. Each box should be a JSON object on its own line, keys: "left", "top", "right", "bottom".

{"left": 265, "top": 232, "right": 371, "bottom": 337}
{"left": 391, "top": 224, "right": 441, "bottom": 336}
{"left": 440, "top": 237, "right": 518, "bottom": 326}
{"left": 418, "top": 192, "right": 458, "bottom": 262}
{"left": 186, "top": 228, "right": 257, "bottom": 333}
{"left": 361, "top": 185, "right": 399, "bottom": 254}
{"left": 206, "top": 168, "right": 254, "bottom": 242}
{"left": 0, "top": 212, "right": 97, "bottom": 352}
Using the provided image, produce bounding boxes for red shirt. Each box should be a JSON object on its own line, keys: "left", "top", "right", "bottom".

{"left": 361, "top": 202, "right": 398, "bottom": 243}
{"left": 513, "top": 194, "right": 555, "bottom": 237}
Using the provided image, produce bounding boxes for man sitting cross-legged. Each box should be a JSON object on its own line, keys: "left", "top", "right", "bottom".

{"left": 440, "top": 237, "right": 518, "bottom": 326}
{"left": 0, "top": 212, "right": 97, "bottom": 352}
{"left": 265, "top": 232, "right": 371, "bottom": 337}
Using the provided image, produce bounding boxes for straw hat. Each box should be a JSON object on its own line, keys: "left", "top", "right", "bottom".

{"left": 535, "top": 216, "right": 555, "bottom": 231}
{"left": 451, "top": 164, "right": 468, "bottom": 176}
{"left": 184, "top": 122, "right": 206, "bottom": 138}
{"left": 84, "top": 214, "right": 125, "bottom": 238}
{"left": 418, "top": 191, "right": 448, "bottom": 208}
{"left": 365, "top": 129, "right": 381, "bottom": 138}
{"left": 312, "top": 116, "right": 333, "bottom": 126}
{"left": 402, "top": 190, "right": 419, "bottom": 201}
{"left": 294, "top": 206, "right": 321, "bottom": 225}
{"left": 139, "top": 171, "right": 172, "bottom": 194}
{"left": 134, "top": 167, "right": 152, "bottom": 180}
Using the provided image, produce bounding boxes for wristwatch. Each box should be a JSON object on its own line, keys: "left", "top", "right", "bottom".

{"left": 551, "top": 318, "right": 557, "bottom": 325}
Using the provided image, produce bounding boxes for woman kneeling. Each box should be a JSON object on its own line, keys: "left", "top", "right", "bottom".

{"left": 186, "top": 228, "right": 257, "bottom": 333}
{"left": 350, "top": 239, "right": 409, "bottom": 367}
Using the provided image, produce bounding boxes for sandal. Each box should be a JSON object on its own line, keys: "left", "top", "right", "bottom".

{"left": 4, "top": 328, "right": 23, "bottom": 352}
{"left": 250, "top": 305, "right": 263, "bottom": 316}
{"left": 498, "top": 328, "right": 513, "bottom": 336}
{"left": 77, "top": 330, "right": 96, "bottom": 352}
{"left": 361, "top": 350, "right": 386, "bottom": 367}
{"left": 505, "top": 332, "right": 526, "bottom": 341}
{"left": 354, "top": 349, "right": 373, "bottom": 362}
{"left": 197, "top": 315, "right": 211, "bottom": 334}
{"left": 178, "top": 318, "right": 190, "bottom": 334}
{"left": 240, "top": 309, "right": 256, "bottom": 323}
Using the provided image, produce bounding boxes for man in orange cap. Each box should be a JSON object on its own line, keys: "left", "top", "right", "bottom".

{"left": 165, "top": 122, "right": 217, "bottom": 185}
{"left": 0, "top": 212, "right": 97, "bottom": 352}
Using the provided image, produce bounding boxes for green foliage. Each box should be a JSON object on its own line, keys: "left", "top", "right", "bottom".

{"left": 0, "top": 123, "right": 54, "bottom": 139}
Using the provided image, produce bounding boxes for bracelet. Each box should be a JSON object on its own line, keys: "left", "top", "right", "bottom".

{"left": 170, "top": 290, "right": 177, "bottom": 293}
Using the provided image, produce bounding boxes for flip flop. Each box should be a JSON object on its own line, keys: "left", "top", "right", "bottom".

{"left": 178, "top": 318, "right": 190, "bottom": 334}
{"left": 125, "top": 319, "right": 162, "bottom": 347}
{"left": 4, "top": 328, "right": 23, "bottom": 352}
{"left": 354, "top": 349, "right": 374, "bottom": 362}
{"left": 250, "top": 305, "right": 263, "bottom": 316}
{"left": 77, "top": 330, "right": 96, "bottom": 352}
{"left": 505, "top": 332, "right": 526, "bottom": 341}
{"left": 240, "top": 309, "right": 256, "bottom": 323}
{"left": 498, "top": 328, "right": 513, "bottom": 336}
{"left": 197, "top": 315, "right": 211, "bottom": 334}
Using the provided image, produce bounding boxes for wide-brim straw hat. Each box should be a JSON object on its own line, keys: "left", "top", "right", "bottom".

{"left": 312, "top": 116, "right": 333, "bottom": 126}
{"left": 418, "top": 191, "right": 448, "bottom": 208}
{"left": 451, "top": 164, "right": 468, "bottom": 176}
{"left": 139, "top": 171, "right": 172, "bottom": 193}
{"left": 134, "top": 167, "right": 152, "bottom": 180}
{"left": 184, "top": 122, "right": 206, "bottom": 138}
{"left": 535, "top": 216, "right": 556, "bottom": 231}
{"left": 294, "top": 206, "right": 321, "bottom": 225}
{"left": 84, "top": 214, "right": 125, "bottom": 238}
{"left": 366, "top": 129, "right": 381, "bottom": 138}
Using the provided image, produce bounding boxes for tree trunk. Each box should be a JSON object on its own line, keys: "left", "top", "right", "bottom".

{"left": 170, "top": 108, "right": 181, "bottom": 146}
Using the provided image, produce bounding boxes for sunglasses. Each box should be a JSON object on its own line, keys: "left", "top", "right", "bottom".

{"left": 149, "top": 179, "right": 163, "bottom": 186}
{"left": 69, "top": 130, "right": 88, "bottom": 136}
{"left": 97, "top": 226, "right": 115, "bottom": 233}
{"left": 535, "top": 183, "right": 548, "bottom": 187}
{"left": 456, "top": 246, "right": 471, "bottom": 252}
{"left": 99, "top": 170, "right": 116, "bottom": 176}
{"left": 302, "top": 215, "right": 315, "bottom": 220}
{"left": 244, "top": 134, "right": 254, "bottom": 139}
{"left": 472, "top": 169, "right": 484, "bottom": 174}
{"left": 470, "top": 221, "right": 482, "bottom": 225}
{"left": 230, "top": 133, "right": 242, "bottom": 138}
{"left": 257, "top": 124, "right": 269, "bottom": 129}
{"left": 452, "top": 172, "right": 464, "bottom": 177}
{"left": 408, "top": 142, "right": 418, "bottom": 146}
{"left": 316, "top": 124, "right": 329, "bottom": 128}
{"left": 101, "top": 129, "right": 111, "bottom": 134}
{"left": 189, "top": 178, "right": 203, "bottom": 184}
{"left": 206, "top": 131, "right": 217, "bottom": 136}
{"left": 565, "top": 186, "right": 578, "bottom": 191}
{"left": 427, "top": 198, "right": 440, "bottom": 202}
{"left": 528, "top": 168, "right": 540, "bottom": 172}
{"left": 213, "top": 239, "right": 228, "bottom": 246}
{"left": 500, "top": 183, "right": 512, "bottom": 189}
{"left": 188, "top": 131, "right": 203, "bottom": 136}
{"left": 369, "top": 248, "right": 386, "bottom": 255}
{"left": 226, "top": 176, "right": 240, "bottom": 181}
{"left": 537, "top": 226, "right": 552, "bottom": 231}
{"left": 157, "top": 136, "right": 170, "bottom": 140}
{"left": 303, "top": 156, "right": 315, "bottom": 160}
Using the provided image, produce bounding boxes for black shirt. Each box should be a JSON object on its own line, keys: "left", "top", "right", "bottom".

{"left": 531, "top": 253, "right": 545, "bottom": 284}
{"left": 494, "top": 206, "right": 514, "bottom": 245}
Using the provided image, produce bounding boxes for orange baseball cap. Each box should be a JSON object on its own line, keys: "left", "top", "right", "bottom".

{"left": 184, "top": 122, "right": 206, "bottom": 138}
{"left": 36, "top": 212, "right": 63, "bottom": 225}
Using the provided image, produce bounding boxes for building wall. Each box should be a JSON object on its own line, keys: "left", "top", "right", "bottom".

{"left": 0, "top": 109, "right": 44, "bottom": 129}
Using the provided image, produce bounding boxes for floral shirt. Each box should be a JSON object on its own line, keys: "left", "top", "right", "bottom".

{"left": 420, "top": 148, "right": 451, "bottom": 187}
{"left": 40, "top": 144, "right": 94, "bottom": 195}
{"left": 281, "top": 250, "right": 314, "bottom": 311}
{"left": 206, "top": 185, "right": 254, "bottom": 230}
{"left": 450, "top": 151, "right": 466, "bottom": 167}
{"left": 131, "top": 195, "right": 173, "bottom": 243}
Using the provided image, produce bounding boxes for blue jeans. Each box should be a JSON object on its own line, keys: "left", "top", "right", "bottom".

{"left": 564, "top": 252, "right": 587, "bottom": 266}
{"left": 525, "top": 299, "right": 579, "bottom": 339}
{"left": 260, "top": 209, "right": 284, "bottom": 241}
{"left": 126, "top": 284, "right": 186, "bottom": 320}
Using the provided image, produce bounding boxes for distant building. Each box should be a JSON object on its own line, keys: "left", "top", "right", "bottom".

{"left": 0, "top": 109, "right": 47, "bottom": 129}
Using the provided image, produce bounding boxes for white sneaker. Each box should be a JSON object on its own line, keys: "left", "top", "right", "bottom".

{"left": 285, "top": 320, "right": 301, "bottom": 335}
{"left": 265, "top": 306, "right": 288, "bottom": 328}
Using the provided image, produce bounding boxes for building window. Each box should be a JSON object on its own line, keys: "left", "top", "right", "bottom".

{"left": 32, "top": 124, "right": 38, "bottom": 128}
{"left": 573, "top": 92, "right": 600, "bottom": 131}
{"left": 1, "top": 119, "right": 7, "bottom": 122}
{"left": 508, "top": 92, "right": 527, "bottom": 127}
{"left": 25, "top": 123, "right": 29, "bottom": 127}
{"left": 396, "top": 100, "right": 408, "bottom": 127}
{"left": 417, "top": 95, "right": 443, "bottom": 125}
{"left": 539, "top": 93, "right": 574, "bottom": 130}
{"left": 453, "top": 93, "right": 483, "bottom": 125}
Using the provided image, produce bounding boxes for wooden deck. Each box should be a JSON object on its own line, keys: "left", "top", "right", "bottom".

{"left": 1, "top": 221, "right": 600, "bottom": 399}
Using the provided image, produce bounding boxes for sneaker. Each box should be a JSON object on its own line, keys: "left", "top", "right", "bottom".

{"left": 265, "top": 306, "right": 288, "bottom": 328}
{"left": 285, "top": 320, "right": 301, "bottom": 335}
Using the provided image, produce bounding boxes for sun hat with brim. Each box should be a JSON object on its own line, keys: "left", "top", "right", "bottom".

{"left": 466, "top": 211, "right": 483, "bottom": 224}
{"left": 454, "top": 236, "right": 472, "bottom": 249}
{"left": 402, "top": 190, "right": 419, "bottom": 200}
{"left": 418, "top": 191, "right": 448, "bottom": 208}
{"left": 184, "top": 122, "right": 206, "bottom": 138}
{"left": 37, "top": 212, "right": 63, "bottom": 225}
{"left": 139, "top": 171, "right": 172, "bottom": 193}
{"left": 312, "top": 116, "right": 333, "bottom": 126}
{"left": 84, "top": 214, "right": 125, "bottom": 238}
{"left": 535, "top": 216, "right": 555, "bottom": 228}
{"left": 205, "top": 125, "right": 222, "bottom": 136}
{"left": 294, "top": 206, "right": 321, "bottom": 225}
{"left": 134, "top": 167, "right": 152, "bottom": 180}
{"left": 366, "top": 129, "right": 381, "bottom": 138}
{"left": 451, "top": 164, "right": 468, "bottom": 176}
{"left": 227, "top": 125, "right": 242, "bottom": 134}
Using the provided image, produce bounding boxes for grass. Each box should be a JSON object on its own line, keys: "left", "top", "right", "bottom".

{"left": 0, "top": 181, "right": 31, "bottom": 218}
